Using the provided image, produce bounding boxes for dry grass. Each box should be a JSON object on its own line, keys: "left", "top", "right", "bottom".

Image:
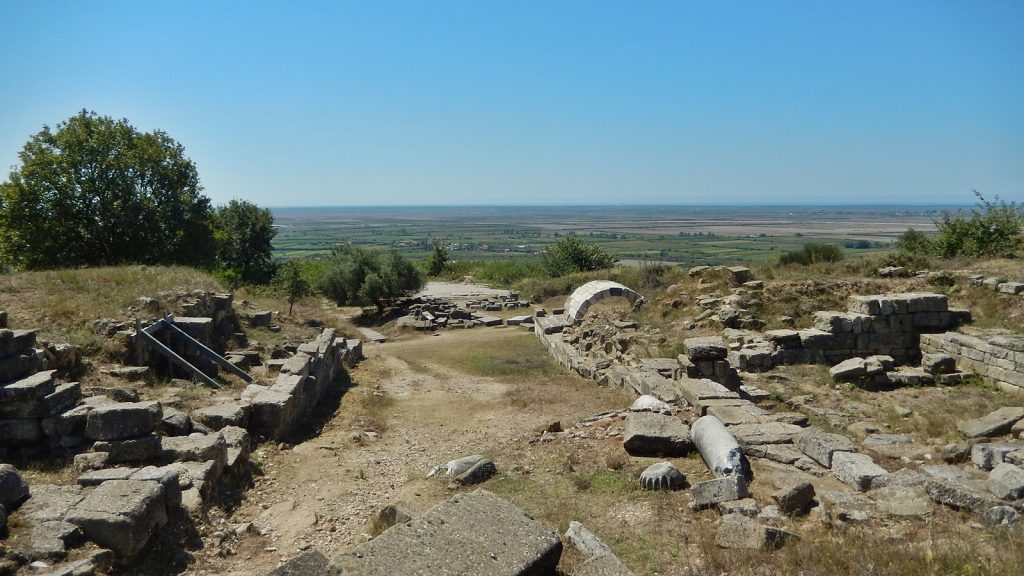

{"left": 394, "top": 330, "right": 564, "bottom": 381}
{"left": 0, "top": 265, "right": 223, "bottom": 352}
{"left": 352, "top": 387, "right": 393, "bottom": 434}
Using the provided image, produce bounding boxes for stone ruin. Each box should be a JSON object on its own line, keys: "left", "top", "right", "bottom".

{"left": 394, "top": 293, "right": 533, "bottom": 331}
{"left": 0, "top": 299, "right": 365, "bottom": 573}
{"left": 531, "top": 278, "right": 1024, "bottom": 552}
{"left": 1, "top": 314, "right": 83, "bottom": 460}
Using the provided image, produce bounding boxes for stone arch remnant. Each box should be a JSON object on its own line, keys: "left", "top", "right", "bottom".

{"left": 564, "top": 280, "right": 645, "bottom": 324}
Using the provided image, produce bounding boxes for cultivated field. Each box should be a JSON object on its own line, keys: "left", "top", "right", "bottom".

{"left": 271, "top": 205, "right": 951, "bottom": 266}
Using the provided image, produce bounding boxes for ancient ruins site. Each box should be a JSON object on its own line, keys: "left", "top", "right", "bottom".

{"left": 2, "top": 261, "right": 1024, "bottom": 576}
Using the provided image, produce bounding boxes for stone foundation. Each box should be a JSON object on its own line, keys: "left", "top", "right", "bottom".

{"left": 921, "top": 331, "right": 1024, "bottom": 394}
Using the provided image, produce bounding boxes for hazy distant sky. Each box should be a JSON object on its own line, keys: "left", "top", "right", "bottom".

{"left": 1, "top": 1, "right": 1021, "bottom": 206}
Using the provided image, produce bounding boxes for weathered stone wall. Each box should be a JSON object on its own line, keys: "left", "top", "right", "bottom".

{"left": 730, "top": 292, "right": 967, "bottom": 371}
{"left": 0, "top": 328, "right": 83, "bottom": 458}
{"left": 2, "top": 321, "right": 364, "bottom": 565}
{"left": 245, "top": 328, "right": 362, "bottom": 440}
{"left": 921, "top": 332, "right": 1024, "bottom": 394}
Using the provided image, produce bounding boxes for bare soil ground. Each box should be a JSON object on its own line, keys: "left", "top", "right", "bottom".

{"left": 184, "top": 327, "right": 634, "bottom": 575}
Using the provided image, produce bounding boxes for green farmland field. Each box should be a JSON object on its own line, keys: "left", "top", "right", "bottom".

{"left": 271, "top": 205, "right": 948, "bottom": 267}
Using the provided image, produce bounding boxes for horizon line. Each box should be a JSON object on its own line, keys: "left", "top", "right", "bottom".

{"left": 266, "top": 202, "right": 978, "bottom": 209}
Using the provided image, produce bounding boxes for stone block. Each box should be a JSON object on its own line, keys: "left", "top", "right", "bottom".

{"left": 25, "top": 519, "right": 84, "bottom": 559}
{"left": 799, "top": 329, "right": 836, "bottom": 349}
{"left": 169, "top": 460, "right": 219, "bottom": 500}
{"left": 690, "top": 475, "right": 749, "bottom": 510}
{"left": 871, "top": 485, "right": 932, "bottom": 517}
{"left": 268, "top": 550, "right": 332, "bottom": 576}
{"left": 77, "top": 467, "right": 138, "bottom": 486}
{"left": 0, "top": 351, "right": 39, "bottom": 384}
{"left": 726, "top": 266, "right": 751, "bottom": 285}
{"left": 20, "top": 484, "right": 84, "bottom": 528}
{"left": 730, "top": 345, "right": 774, "bottom": 372}
{"left": 795, "top": 428, "right": 855, "bottom": 468}
{"left": 676, "top": 377, "right": 739, "bottom": 406}
{"left": 160, "top": 408, "right": 192, "bottom": 436}
{"left": 330, "top": 490, "right": 562, "bottom": 576}
{"left": 43, "top": 382, "right": 81, "bottom": 417}
{"left": 744, "top": 443, "right": 804, "bottom": 464}
{"left": 771, "top": 481, "right": 815, "bottom": 515}
{"left": 817, "top": 490, "right": 874, "bottom": 524}
{"left": 847, "top": 295, "right": 882, "bottom": 315}
{"left": 1, "top": 369, "right": 55, "bottom": 403}
{"left": 0, "top": 328, "right": 36, "bottom": 357}
{"left": 622, "top": 412, "right": 691, "bottom": 456}
{"left": 958, "top": 407, "right": 1024, "bottom": 439}
{"left": 998, "top": 282, "right": 1024, "bottom": 295}
{"left": 221, "top": 425, "right": 251, "bottom": 470}
{"left": 829, "top": 358, "right": 869, "bottom": 381}
{"left": 456, "top": 459, "right": 497, "bottom": 486}
{"left": 0, "top": 418, "right": 43, "bottom": 445}
{"left": 280, "top": 354, "right": 312, "bottom": 378}
{"left": 831, "top": 451, "right": 888, "bottom": 490}
{"left": 972, "top": 443, "right": 1024, "bottom": 470}
{"left": 191, "top": 403, "right": 247, "bottom": 431}
{"left": 92, "top": 434, "right": 162, "bottom": 464}
{"left": 249, "top": 389, "right": 296, "bottom": 439}
{"left": 926, "top": 479, "right": 1004, "bottom": 513}
{"left": 715, "top": 513, "right": 796, "bottom": 550}
{"left": 683, "top": 337, "right": 727, "bottom": 361}
{"left": 84, "top": 401, "right": 162, "bottom": 441}
{"left": 161, "top": 432, "right": 227, "bottom": 476}
{"left": 65, "top": 480, "right": 167, "bottom": 557}
{"left": 250, "top": 311, "right": 273, "bottom": 327}
{"left": 130, "top": 465, "right": 183, "bottom": 508}
{"left": 986, "top": 463, "right": 1024, "bottom": 500}
{"left": 0, "top": 463, "right": 30, "bottom": 508}
{"left": 730, "top": 422, "right": 803, "bottom": 445}
{"left": 573, "top": 553, "right": 634, "bottom": 576}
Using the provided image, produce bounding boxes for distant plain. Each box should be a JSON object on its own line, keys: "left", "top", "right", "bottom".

{"left": 271, "top": 205, "right": 957, "bottom": 267}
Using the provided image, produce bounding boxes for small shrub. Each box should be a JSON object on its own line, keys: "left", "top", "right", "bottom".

{"left": 933, "top": 191, "right": 1023, "bottom": 258}
{"left": 779, "top": 243, "right": 844, "bottom": 266}
{"left": 605, "top": 452, "right": 628, "bottom": 471}
{"left": 543, "top": 236, "right": 617, "bottom": 277}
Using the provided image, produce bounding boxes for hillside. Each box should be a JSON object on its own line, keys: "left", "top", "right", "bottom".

{"left": 2, "top": 257, "right": 1024, "bottom": 575}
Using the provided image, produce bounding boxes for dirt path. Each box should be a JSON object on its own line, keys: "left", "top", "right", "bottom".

{"left": 187, "top": 326, "right": 630, "bottom": 575}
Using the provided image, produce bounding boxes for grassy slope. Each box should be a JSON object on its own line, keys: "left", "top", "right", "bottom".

{"left": 0, "top": 266, "right": 223, "bottom": 350}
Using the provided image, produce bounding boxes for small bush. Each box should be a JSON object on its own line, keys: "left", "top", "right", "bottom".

{"left": 317, "top": 245, "right": 423, "bottom": 310}
{"left": 543, "top": 236, "right": 617, "bottom": 277}
{"left": 933, "top": 191, "right": 1023, "bottom": 258}
{"left": 779, "top": 243, "right": 844, "bottom": 266}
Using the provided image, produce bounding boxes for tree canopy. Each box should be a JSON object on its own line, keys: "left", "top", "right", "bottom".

{"left": 317, "top": 245, "right": 423, "bottom": 310}
{"left": 215, "top": 199, "right": 277, "bottom": 284}
{"left": 0, "top": 110, "right": 216, "bottom": 269}
{"left": 542, "top": 235, "right": 617, "bottom": 277}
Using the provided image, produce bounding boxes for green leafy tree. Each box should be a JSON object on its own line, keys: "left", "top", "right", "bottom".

{"left": 0, "top": 110, "right": 216, "bottom": 269}
{"left": 542, "top": 235, "right": 617, "bottom": 277}
{"left": 273, "top": 259, "right": 311, "bottom": 315}
{"left": 215, "top": 199, "right": 277, "bottom": 284}
{"left": 896, "top": 228, "right": 933, "bottom": 256}
{"left": 317, "top": 245, "right": 423, "bottom": 310}
{"left": 425, "top": 240, "right": 449, "bottom": 276}
{"left": 932, "top": 191, "right": 1023, "bottom": 258}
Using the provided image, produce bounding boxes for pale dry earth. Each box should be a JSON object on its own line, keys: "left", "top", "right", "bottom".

{"left": 185, "top": 326, "right": 631, "bottom": 575}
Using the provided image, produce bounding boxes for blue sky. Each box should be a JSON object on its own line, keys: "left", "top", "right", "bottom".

{"left": 1, "top": 1, "right": 1021, "bottom": 206}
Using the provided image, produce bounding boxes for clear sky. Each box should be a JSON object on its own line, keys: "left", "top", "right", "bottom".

{"left": 1, "top": 1, "right": 1021, "bottom": 206}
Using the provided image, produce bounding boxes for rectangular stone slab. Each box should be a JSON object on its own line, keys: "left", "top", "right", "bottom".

{"left": 331, "top": 490, "right": 561, "bottom": 576}
{"left": 65, "top": 479, "right": 167, "bottom": 557}
{"left": 957, "top": 407, "right": 1024, "bottom": 439}
{"left": 676, "top": 378, "right": 739, "bottom": 407}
